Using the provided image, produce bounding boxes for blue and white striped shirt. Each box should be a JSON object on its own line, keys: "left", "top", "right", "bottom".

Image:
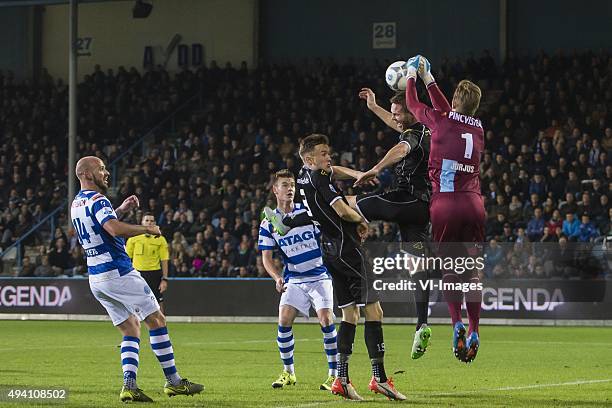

{"left": 258, "top": 203, "right": 329, "bottom": 284}
{"left": 70, "top": 190, "right": 133, "bottom": 281}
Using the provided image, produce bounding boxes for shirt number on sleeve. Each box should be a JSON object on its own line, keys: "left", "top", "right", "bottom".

{"left": 461, "top": 133, "right": 473, "bottom": 159}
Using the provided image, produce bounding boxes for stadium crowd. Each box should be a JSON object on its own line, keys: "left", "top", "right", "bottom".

{"left": 1, "top": 50, "right": 610, "bottom": 278}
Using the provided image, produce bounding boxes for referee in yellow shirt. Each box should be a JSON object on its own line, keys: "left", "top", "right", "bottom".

{"left": 126, "top": 213, "right": 170, "bottom": 314}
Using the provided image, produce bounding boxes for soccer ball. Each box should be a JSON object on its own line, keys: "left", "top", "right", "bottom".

{"left": 385, "top": 61, "right": 408, "bottom": 91}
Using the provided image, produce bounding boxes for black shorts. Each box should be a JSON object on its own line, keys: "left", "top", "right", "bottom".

{"left": 140, "top": 269, "right": 164, "bottom": 302}
{"left": 356, "top": 188, "right": 430, "bottom": 242}
{"left": 321, "top": 236, "right": 380, "bottom": 308}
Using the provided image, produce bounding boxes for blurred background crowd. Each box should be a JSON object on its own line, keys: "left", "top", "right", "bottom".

{"left": 1, "top": 49, "right": 610, "bottom": 278}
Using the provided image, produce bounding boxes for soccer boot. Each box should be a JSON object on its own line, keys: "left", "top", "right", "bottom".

{"left": 272, "top": 371, "right": 297, "bottom": 388}
{"left": 263, "top": 207, "right": 291, "bottom": 236}
{"left": 411, "top": 324, "right": 432, "bottom": 359}
{"left": 119, "top": 387, "right": 154, "bottom": 403}
{"left": 453, "top": 321, "right": 468, "bottom": 362}
{"left": 163, "top": 378, "right": 204, "bottom": 397}
{"left": 368, "top": 376, "right": 407, "bottom": 401}
{"left": 465, "top": 331, "right": 480, "bottom": 363}
{"left": 320, "top": 374, "right": 336, "bottom": 391}
{"left": 331, "top": 377, "right": 363, "bottom": 401}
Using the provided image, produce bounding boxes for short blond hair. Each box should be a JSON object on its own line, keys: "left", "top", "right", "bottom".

{"left": 452, "top": 80, "right": 481, "bottom": 116}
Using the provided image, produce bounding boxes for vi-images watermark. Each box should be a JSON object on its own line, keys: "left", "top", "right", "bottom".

{"left": 373, "top": 278, "right": 483, "bottom": 293}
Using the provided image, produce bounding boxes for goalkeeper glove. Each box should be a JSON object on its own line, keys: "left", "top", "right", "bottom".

{"left": 418, "top": 56, "right": 435, "bottom": 86}
{"left": 406, "top": 55, "right": 420, "bottom": 80}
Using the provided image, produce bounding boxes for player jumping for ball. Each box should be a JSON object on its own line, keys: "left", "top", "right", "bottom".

{"left": 405, "top": 56, "right": 485, "bottom": 363}
{"left": 265, "top": 90, "right": 434, "bottom": 361}
{"left": 351, "top": 88, "right": 433, "bottom": 360}
{"left": 70, "top": 156, "right": 204, "bottom": 402}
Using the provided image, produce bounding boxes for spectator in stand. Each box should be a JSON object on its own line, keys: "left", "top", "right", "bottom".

{"left": 577, "top": 214, "right": 599, "bottom": 243}
{"left": 528, "top": 173, "right": 547, "bottom": 200}
{"left": 499, "top": 223, "right": 516, "bottom": 243}
{"left": 49, "top": 227, "right": 68, "bottom": 250}
{"left": 219, "top": 259, "right": 234, "bottom": 277}
{"left": 174, "top": 213, "right": 192, "bottom": 237}
{"left": 70, "top": 247, "right": 87, "bottom": 276}
{"left": 559, "top": 193, "right": 578, "bottom": 217}
{"left": 380, "top": 223, "right": 397, "bottom": 242}
{"left": 526, "top": 208, "right": 545, "bottom": 241}
{"left": 173, "top": 200, "right": 194, "bottom": 224}
{"left": 190, "top": 243, "right": 206, "bottom": 276}
{"left": 562, "top": 213, "right": 581, "bottom": 241}
{"left": 488, "top": 195, "right": 509, "bottom": 222}
{"left": 546, "top": 210, "right": 564, "bottom": 237}
{"left": 577, "top": 192, "right": 596, "bottom": 216}
{"left": 16, "top": 256, "right": 35, "bottom": 277}
{"left": 486, "top": 213, "right": 507, "bottom": 241}
{"left": 204, "top": 257, "right": 220, "bottom": 277}
{"left": 515, "top": 227, "right": 528, "bottom": 244}
{"left": 598, "top": 208, "right": 611, "bottom": 237}
{"left": 48, "top": 237, "right": 71, "bottom": 276}
{"left": 507, "top": 195, "right": 523, "bottom": 226}
{"left": 565, "top": 171, "right": 581, "bottom": 197}
{"left": 547, "top": 167, "right": 565, "bottom": 201}
{"left": 484, "top": 239, "right": 504, "bottom": 278}
{"left": 34, "top": 255, "right": 54, "bottom": 277}
{"left": 539, "top": 226, "right": 558, "bottom": 243}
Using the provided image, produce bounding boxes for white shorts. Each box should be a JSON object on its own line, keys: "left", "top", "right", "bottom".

{"left": 89, "top": 270, "right": 160, "bottom": 326}
{"left": 280, "top": 279, "right": 334, "bottom": 317}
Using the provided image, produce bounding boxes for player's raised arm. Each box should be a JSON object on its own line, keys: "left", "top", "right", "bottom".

{"left": 332, "top": 165, "right": 379, "bottom": 187}
{"left": 359, "top": 88, "right": 402, "bottom": 133}
{"left": 353, "top": 142, "right": 410, "bottom": 187}
{"left": 104, "top": 218, "right": 160, "bottom": 238}
{"left": 115, "top": 194, "right": 140, "bottom": 218}
{"left": 331, "top": 165, "right": 362, "bottom": 180}
{"left": 90, "top": 195, "right": 158, "bottom": 238}
{"left": 405, "top": 56, "right": 443, "bottom": 129}
{"left": 418, "top": 56, "right": 452, "bottom": 112}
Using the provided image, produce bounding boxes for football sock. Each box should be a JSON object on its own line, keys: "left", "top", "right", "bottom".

{"left": 321, "top": 324, "right": 338, "bottom": 376}
{"left": 337, "top": 321, "right": 356, "bottom": 381}
{"left": 121, "top": 336, "right": 140, "bottom": 389}
{"left": 277, "top": 325, "right": 295, "bottom": 374}
{"left": 443, "top": 273, "right": 463, "bottom": 325}
{"left": 466, "top": 277, "right": 482, "bottom": 334}
{"left": 466, "top": 302, "right": 481, "bottom": 335}
{"left": 149, "top": 326, "right": 181, "bottom": 386}
{"left": 413, "top": 271, "right": 430, "bottom": 330}
{"left": 364, "top": 321, "right": 387, "bottom": 382}
{"left": 447, "top": 301, "right": 463, "bottom": 326}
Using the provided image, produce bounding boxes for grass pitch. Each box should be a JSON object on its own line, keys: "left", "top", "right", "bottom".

{"left": 0, "top": 321, "right": 611, "bottom": 407}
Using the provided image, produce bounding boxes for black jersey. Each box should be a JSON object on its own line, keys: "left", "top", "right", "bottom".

{"left": 296, "top": 166, "right": 359, "bottom": 243}
{"left": 394, "top": 122, "right": 431, "bottom": 193}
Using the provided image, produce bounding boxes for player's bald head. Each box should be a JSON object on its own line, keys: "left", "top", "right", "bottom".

{"left": 75, "top": 156, "right": 110, "bottom": 193}
{"left": 75, "top": 156, "right": 102, "bottom": 180}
